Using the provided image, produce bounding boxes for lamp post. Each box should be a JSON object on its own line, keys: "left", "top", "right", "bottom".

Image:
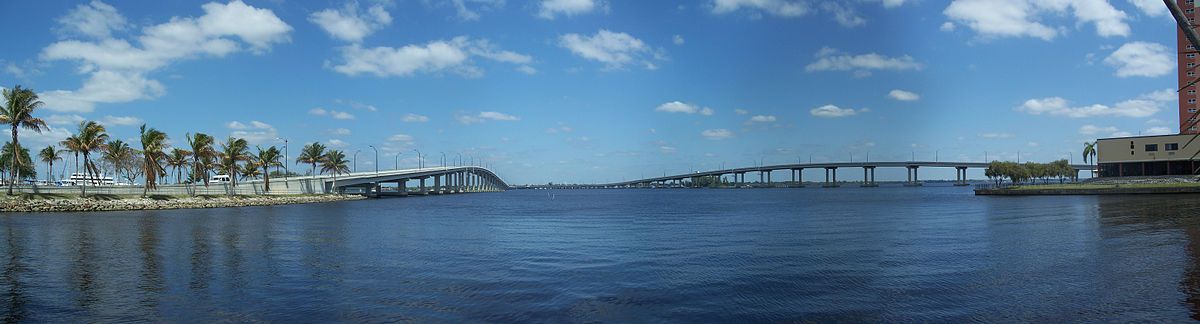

{"left": 353, "top": 149, "right": 360, "bottom": 173}
{"left": 440, "top": 152, "right": 446, "bottom": 168}
{"left": 456, "top": 153, "right": 462, "bottom": 167}
{"left": 368, "top": 145, "right": 378, "bottom": 174}
{"left": 394, "top": 152, "right": 402, "bottom": 170}
{"left": 412, "top": 149, "right": 422, "bottom": 169}
{"left": 275, "top": 137, "right": 288, "bottom": 181}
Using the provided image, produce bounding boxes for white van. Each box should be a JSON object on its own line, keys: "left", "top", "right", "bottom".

{"left": 211, "top": 175, "right": 231, "bottom": 183}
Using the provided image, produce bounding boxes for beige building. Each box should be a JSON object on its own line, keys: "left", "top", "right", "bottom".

{"left": 1096, "top": 134, "right": 1200, "bottom": 177}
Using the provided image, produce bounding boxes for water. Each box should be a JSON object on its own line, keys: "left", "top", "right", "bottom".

{"left": 2, "top": 186, "right": 1200, "bottom": 321}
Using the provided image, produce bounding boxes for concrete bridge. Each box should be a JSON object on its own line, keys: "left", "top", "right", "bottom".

{"left": 582, "top": 161, "right": 1094, "bottom": 189}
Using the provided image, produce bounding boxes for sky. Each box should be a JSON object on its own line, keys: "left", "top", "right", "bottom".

{"left": 0, "top": 0, "right": 1188, "bottom": 184}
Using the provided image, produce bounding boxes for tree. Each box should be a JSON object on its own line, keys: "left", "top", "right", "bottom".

{"left": 38, "top": 145, "right": 61, "bottom": 183}
{"left": 166, "top": 148, "right": 191, "bottom": 184}
{"left": 239, "top": 161, "right": 262, "bottom": 181}
{"left": 138, "top": 124, "right": 168, "bottom": 196}
{"left": 320, "top": 149, "right": 349, "bottom": 193}
{"left": 102, "top": 140, "right": 133, "bottom": 183}
{"left": 219, "top": 137, "right": 249, "bottom": 189}
{"left": 187, "top": 133, "right": 215, "bottom": 189}
{"left": 0, "top": 142, "right": 35, "bottom": 182}
{"left": 298, "top": 142, "right": 326, "bottom": 176}
{"left": 61, "top": 121, "right": 108, "bottom": 196}
{"left": 0, "top": 86, "right": 47, "bottom": 194}
{"left": 254, "top": 145, "right": 282, "bottom": 192}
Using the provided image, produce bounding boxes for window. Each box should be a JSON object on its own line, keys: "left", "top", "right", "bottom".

{"left": 1190, "top": 71, "right": 1196, "bottom": 77}
{"left": 1190, "top": 53, "right": 1198, "bottom": 58}
{"left": 1190, "top": 62, "right": 1197, "bottom": 68}
{"left": 1168, "top": 143, "right": 1181, "bottom": 151}
{"left": 1193, "top": 126, "right": 1199, "bottom": 131}
{"left": 1131, "top": 141, "right": 1135, "bottom": 149}
{"left": 1190, "top": 89, "right": 1197, "bottom": 95}
{"left": 1190, "top": 99, "right": 1197, "bottom": 104}
{"left": 1146, "top": 144, "right": 1159, "bottom": 152}
{"left": 1190, "top": 108, "right": 1199, "bottom": 113}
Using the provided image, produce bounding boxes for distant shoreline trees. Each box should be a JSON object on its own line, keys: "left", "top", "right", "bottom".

{"left": 985, "top": 160, "right": 1076, "bottom": 185}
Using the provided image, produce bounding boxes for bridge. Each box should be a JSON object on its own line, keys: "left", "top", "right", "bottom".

{"left": 567, "top": 161, "right": 1094, "bottom": 189}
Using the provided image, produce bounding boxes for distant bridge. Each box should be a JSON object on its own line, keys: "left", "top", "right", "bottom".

{"left": 554, "top": 161, "right": 1094, "bottom": 189}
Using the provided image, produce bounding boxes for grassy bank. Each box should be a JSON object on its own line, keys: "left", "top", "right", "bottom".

{"left": 0, "top": 193, "right": 366, "bottom": 212}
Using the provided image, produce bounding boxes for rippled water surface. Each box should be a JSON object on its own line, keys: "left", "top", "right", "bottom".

{"left": 4, "top": 186, "right": 1200, "bottom": 321}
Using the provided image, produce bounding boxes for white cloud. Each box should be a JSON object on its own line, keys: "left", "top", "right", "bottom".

{"left": 45, "top": 114, "right": 85, "bottom": 125}
{"left": 734, "top": 108, "right": 749, "bottom": 115}
{"left": 538, "top": 0, "right": 604, "bottom": 19}
{"left": 516, "top": 65, "right": 538, "bottom": 74}
{"left": 402, "top": 113, "right": 429, "bottom": 122}
{"left": 701, "top": 128, "right": 734, "bottom": 140}
{"left": 748, "top": 115, "right": 776, "bottom": 122}
{"left": 655, "top": 101, "right": 714, "bottom": 115}
{"left": 327, "top": 139, "right": 350, "bottom": 148}
{"left": 1127, "top": 0, "right": 1167, "bottom": 17}
{"left": 888, "top": 89, "right": 920, "bottom": 101}
{"left": 1144, "top": 126, "right": 1173, "bottom": 135}
{"left": 940, "top": 21, "right": 956, "bottom": 31}
{"left": 309, "top": 107, "right": 355, "bottom": 120}
{"left": 1104, "top": 42, "right": 1172, "bottom": 78}
{"left": 1017, "top": 89, "right": 1173, "bottom": 118}
{"left": 673, "top": 35, "right": 685, "bottom": 45}
{"left": 308, "top": 1, "right": 392, "bottom": 43}
{"left": 447, "top": 0, "right": 505, "bottom": 21}
{"left": 227, "top": 120, "right": 277, "bottom": 144}
{"left": 1111, "top": 131, "right": 1134, "bottom": 137}
{"left": 1079, "top": 124, "right": 1119, "bottom": 135}
{"left": 659, "top": 146, "right": 678, "bottom": 154}
{"left": 387, "top": 134, "right": 414, "bottom": 142}
{"left": 711, "top": 0, "right": 809, "bottom": 17}
{"left": 99, "top": 115, "right": 141, "bottom": 126}
{"left": 56, "top": 1, "right": 128, "bottom": 39}
{"left": 810, "top": 104, "right": 859, "bottom": 118}
{"left": 559, "top": 30, "right": 663, "bottom": 70}
{"left": 943, "top": 0, "right": 1130, "bottom": 41}
{"left": 822, "top": 2, "right": 865, "bottom": 27}
{"left": 331, "top": 128, "right": 352, "bottom": 136}
{"left": 39, "top": 0, "right": 291, "bottom": 113}
{"left": 805, "top": 47, "right": 921, "bottom": 76}
{"left": 330, "top": 36, "right": 532, "bottom": 78}
{"left": 457, "top": 111, "right": 520, "bottom": 124}
{"left": 978, "top": 132, "right": 1014, "bottom": 139}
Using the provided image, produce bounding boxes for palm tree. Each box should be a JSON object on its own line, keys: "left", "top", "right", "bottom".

{"left": 138, "top": 124, "right": 168, "bottom": 196}
{"left": 102, "top": 140, "right": 133, "bottom": 183}
{"left": 0, "top": 142, "right": 35, "bottom": 182}
{"left": 166, "top": 148, "right": 191, "bottom": 184}
{"left": 240, "top": 161, "right": 262, "bottom": 181}
{"left": 1082, "top": 141, "right": 1097, "bottom": 176}
{"left": 297, "top": 142, "right": 326, "bottom": 176}
{"left": 186, "top": 133, "right": 215, "bottom": 189}
{"left": 0, "top": 86, "right": 48, "bottom": 194}
{"left": 320, "top": 149, "right": 350, "bottom": 193}
{"left": 219, "top": 137, "right": 249, "bottom": 188}
{"left": 61, "top": 121, "right": 107, "bottom": 196}
{"left": 38, "top": 145, "right": 61, "bottom": 183}
{"left": 254, "top": 145, "right": 282, "bottom": 192}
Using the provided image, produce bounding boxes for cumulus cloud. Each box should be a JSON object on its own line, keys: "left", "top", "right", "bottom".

{"left": 402, "top": 113, "right": 429, "bottom": 122}
{"left": 1016, "top": 89, "right": 1173, "bottom": 118}
{"left": 1144, "top": 126, "right": 1172, "bottom": 135}
{"left": 805, "top": 47, "right": 921, "bottom": 76}
{"left": 308, "top": 1, "right": 392, "bottom": 43}
{"left": 655, "top": 101, "right": 714, "bottom": 115}
{"left": 1128, "top": 0, "right": 1167, "bottom": 17}
{"left": 943, "top": 0, "right": 1130, "bottom": 41}
{"left": 888, "top": 89, "right": 920, "bottom": 101}
{"left": 538, "top": 0, "right": 604, "bottom": 19}
{"left": 446, "top": 0, "right": 505, "bottom": 21}
{"left": 1104, "top": 42, "right": 1172, "bottom": 78}
{"left": 711, "top": 0, "right": 809, "bottom": 17}
{"left": 326, "top": 139, "right": 350, "bottom": 148}
{"left": 748, "top": 115, "right": 777, "bottom": 122}
{"left": 810, "top": 104, "right": 859, "bottom": 118}
{"left": 701, "top": 128, "right": 734, "bottom": 140}
{"left": 226, "top": 120, "right": 278, "bottom": 144}
{"left": 39, "top": 0, "right": 291, "bottom": 112}
{"left": 329, "top": 36, "right": 533, "bottom": 78}
{"left": 978, "top": 132, "right": 1014, "bottom": 139}
{"left": 734, "top": 108, "right": 749, "bottom": 115}
{"left": 309, "top": 107, "right": 355, "bottom": 120}
{"left": 456, "top": 111, "right": 520, "bottom": 124}
{"left": 559, "top": 30, "right": 664, "bottom": 70}
{"left": 673, "top": 35, "right": 685, "bottom": 45}
{"left": 387, "top": 134, "right": 414, "bottom": 142}
{"left": 100, "top": 115, "right": 142, "bottom": 126}
{"left": 1079, "top": 124, "right": 1119, "bottom": 135}
{"left": 45, "top": 114, "right": 86, "bottom": 125}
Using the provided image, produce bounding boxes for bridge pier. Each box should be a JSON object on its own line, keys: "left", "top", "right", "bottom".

{"left": 823, "top": 167, "right": 839, "bottom": 188}
{"left": 766, "top": 171, "right": 772, "bottom": 187}
{"left": 954, "top": 167, "right": 969, "bottom": 186}
{"left": 905, "top": 166, "right": 922, "bottom": 187}
{"left": 861, "top": 166, "right": 877, "bottom": 187}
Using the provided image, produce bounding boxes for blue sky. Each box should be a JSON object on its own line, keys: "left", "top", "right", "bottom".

{"left": 0, "top": 0, "right": 1187, "bottom": 184}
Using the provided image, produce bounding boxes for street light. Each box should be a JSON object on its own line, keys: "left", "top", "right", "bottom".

{"left": 353, "top": 149, "right": 361, "bottom": 173}
{"left": 275, "top": 137, "right": 288, "bottom": 181}
{"left": 440, "top": 152, "right": 446, "bottom": 168}
{"left": 394, "top": 152, "right": 402, "bottom": 170}
{"left": 456, "top": 153, "right": 462, "bottom": 167}
{"left": 412, "top": 149, "right": 422, "bottom": 169}
{"left": 368, "top": 145, "right": 379, "bottom": 174}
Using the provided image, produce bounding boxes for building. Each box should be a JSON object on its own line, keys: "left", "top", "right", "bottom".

{"left": 1097, "top": 134, "right": 1200, "bottom": 177}
{"left": 1094, "top": 1, "right": 1200, "bottom": 177}
{"left": 1180, "top": 0, "right": 1200, "bottom": 134}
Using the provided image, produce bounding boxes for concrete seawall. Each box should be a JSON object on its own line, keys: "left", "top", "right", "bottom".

{"left": 976, "top": 186, "right": 1200, "bottom": 195}
{"left": 1, "top": 194, "right": 366, "bottom": 213}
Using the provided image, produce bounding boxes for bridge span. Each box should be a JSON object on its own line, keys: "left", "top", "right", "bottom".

{"left": 323, "top": 166, "right": 510, "bottom": 196}
{"left": 581, "top": 161, "right": 1094, "bottom": 189}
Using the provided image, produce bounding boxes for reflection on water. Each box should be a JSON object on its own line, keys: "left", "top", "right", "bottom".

{"left": 2, "top": 188, "right": 1200, "bottom": 321}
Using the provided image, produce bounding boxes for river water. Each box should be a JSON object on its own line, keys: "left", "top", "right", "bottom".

{"left": 2, "top": 186, "right": 1200, "bottom": 321}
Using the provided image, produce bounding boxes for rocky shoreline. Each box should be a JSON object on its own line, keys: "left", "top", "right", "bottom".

{"left": 0, "top": 194, "right": 367, "bottom": 212}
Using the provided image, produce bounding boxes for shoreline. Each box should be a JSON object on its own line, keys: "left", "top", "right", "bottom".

{"left": 0, "top": 194, "right": 367, "bottom": 213}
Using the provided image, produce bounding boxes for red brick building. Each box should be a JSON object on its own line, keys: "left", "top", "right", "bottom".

{"left": 1180, "top": 0, "right": 1200, "bottom": 134}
